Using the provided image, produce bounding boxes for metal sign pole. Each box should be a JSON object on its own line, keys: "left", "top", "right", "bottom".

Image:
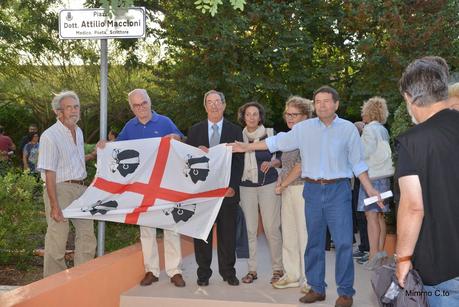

{"left": 97, "top": 38, "right": 108, "bottom": 257}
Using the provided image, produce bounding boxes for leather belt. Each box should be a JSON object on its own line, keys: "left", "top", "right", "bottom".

{"left": 304, "top": 177, "right": 345, "bottom": 185}
{"left": 64, "top": 180, "right": 85, "bottom": 186}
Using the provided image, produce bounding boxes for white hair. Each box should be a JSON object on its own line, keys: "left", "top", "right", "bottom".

{"left": 128, "top": 89, "right": 151, "bottom": 105}
{"left": 51, "top": 91, "right": 80, "bottom": 111}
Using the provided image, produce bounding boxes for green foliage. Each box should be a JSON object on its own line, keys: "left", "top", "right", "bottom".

{"left": 155, "top": 1, "right": 322, "bottom": 130}
{"left": 341, "top": 0, "right": 459, "bottom": 120}
{"left": 100, "top": 0, "right": 135, "bottom": 17}
{"left": 102, "top": 222, "right": 140, "bottom": 252}
{"left": 195, "top": 0, "right": 246, "bottom": 16}
{"left": 85, "top": 144, "right": 97, "bottom": 181}
{"left": 3, "top": 0, "right": 459, "bottom": 136}
{"left": 0, "top": 166, "right": 140, "bottom": 270}
{"left": 390, "top": 101, "right": 413, "bottom": 147}
{"left": 154, "top": 0, "right": 459, "bottom": 130}
{"left": 0, "top": 169, "right": 46, "bottom": 269}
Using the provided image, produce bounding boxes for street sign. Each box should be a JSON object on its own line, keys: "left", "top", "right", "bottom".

{"left": 59, "top": 8, "right": 145, "bottom": 39}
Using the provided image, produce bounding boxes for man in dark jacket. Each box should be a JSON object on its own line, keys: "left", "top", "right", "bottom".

{"left": 186, "top": 90, "right": 244, "bottom": 287}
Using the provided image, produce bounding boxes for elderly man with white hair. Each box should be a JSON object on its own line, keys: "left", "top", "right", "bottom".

{"left": 114, "top": 89, "right": 186, "bottom": 287}
{"left": 37, "top": 91, "right": 97, "bottom": 277}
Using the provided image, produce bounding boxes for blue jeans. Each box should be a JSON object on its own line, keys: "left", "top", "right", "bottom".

{"left": 424, "top": 276, "right": 459, "bottom": 306}
{"left": 303, "top": 180, "right": 355, "bottom": 296}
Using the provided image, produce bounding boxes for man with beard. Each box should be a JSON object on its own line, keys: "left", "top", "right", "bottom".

{"left": 37, "top": 91, "right": 97, "bottom": 277}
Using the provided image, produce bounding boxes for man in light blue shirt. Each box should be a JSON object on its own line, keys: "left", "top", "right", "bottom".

{"left": 231, "top": 86, "right": 381, "bottom": 307}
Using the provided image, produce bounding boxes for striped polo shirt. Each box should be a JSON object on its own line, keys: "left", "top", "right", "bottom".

{"left": 37, "top": 120, "right": 87, "bottom": 183}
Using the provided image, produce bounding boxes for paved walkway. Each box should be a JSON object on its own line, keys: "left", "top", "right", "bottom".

{"left": 0, "top": 286, "right": 19, "bottom": 295}
{"left": 121, "top": 234, "right": 379, "bottom": 306}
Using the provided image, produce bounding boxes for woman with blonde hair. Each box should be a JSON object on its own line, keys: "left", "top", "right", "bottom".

{"left": 272, "top": 96, "right": 314, "bottom": 291}
{"left": 357, "top": 96, "right": 394, "bottom": 270}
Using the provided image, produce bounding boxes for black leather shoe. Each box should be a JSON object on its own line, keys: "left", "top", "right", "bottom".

{"left": 197, "top": 278, "right": 209, "bottom": 286}
{"left": 223, "top": 275, "right": 239, "bottom": 286}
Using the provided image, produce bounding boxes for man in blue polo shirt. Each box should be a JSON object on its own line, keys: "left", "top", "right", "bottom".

{"left": 117, "top": 89, "right": 186, "bottom": 287}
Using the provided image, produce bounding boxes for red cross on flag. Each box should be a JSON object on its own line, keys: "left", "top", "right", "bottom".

{"left": 63, "top": 137, "right": 231, "bottom": 241}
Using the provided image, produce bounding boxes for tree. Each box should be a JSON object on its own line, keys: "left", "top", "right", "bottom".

{"left": 340, "top": 0, "right": 459, "bottom": 120}
{"left": 154, "top": 1, "right": 355, "bottom": 130}
{"left": 0, "top": 0, "right": 165, "bottom": 142}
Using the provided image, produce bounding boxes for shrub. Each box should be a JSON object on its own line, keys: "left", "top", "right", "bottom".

{"left": 0, "top": 161, "right": 145, "bottom": 272}
{"left": 0, "top": 169, "right": 46, "bottom": 269}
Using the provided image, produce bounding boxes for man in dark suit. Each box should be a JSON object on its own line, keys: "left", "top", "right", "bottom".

{"left": 186, "top": 90, "right": 244, "bottom": 286}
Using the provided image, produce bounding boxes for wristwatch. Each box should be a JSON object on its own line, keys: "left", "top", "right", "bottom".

{"left": 394, "top": 254, "right": 412, "bottom": 263}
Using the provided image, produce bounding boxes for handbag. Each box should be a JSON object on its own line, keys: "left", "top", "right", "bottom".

{"left": 371, "top": 262, "right": 429, "bottom": 307}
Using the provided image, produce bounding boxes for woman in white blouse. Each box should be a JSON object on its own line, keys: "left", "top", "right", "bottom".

{"left": 357, "top": 97, "right": 394, "bottom": 270}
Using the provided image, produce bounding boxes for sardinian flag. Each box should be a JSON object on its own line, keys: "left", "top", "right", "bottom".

{"left": 63, "top": 138, "right": 232, "bottom": 241}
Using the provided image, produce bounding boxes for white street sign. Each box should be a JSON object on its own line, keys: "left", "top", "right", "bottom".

{"left": 59, "top": 8, "right": 146, "bottom": 39}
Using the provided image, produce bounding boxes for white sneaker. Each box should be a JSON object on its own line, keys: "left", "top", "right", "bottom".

{"left": 272, "top": 276, "right": 300, "bottom": 289}
{"left": 363, "top": 252, "right": 386, "bottom": 270}
{"left": 300, "top": 283, "right": 311, "bottom": 293}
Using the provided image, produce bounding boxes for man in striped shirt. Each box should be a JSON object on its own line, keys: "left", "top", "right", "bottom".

{"left": 37, "top": 91, "right": 97, "bottom": 277}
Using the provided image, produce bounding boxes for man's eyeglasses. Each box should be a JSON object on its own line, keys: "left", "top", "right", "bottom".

{"left": 206, "top": 99, "right": 223, "bottom": 106}
{"left": 284, "top": 112, "right": 303, "bottom": 119}
{"left": 131, "top": 101, "right": 149, "bottom": 109}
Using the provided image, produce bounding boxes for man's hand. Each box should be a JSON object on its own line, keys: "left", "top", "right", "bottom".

{"left": 50, "top": 206, "right": 65, "bottom": 223}
{"left": 396, "top": 261, "right": 412, "bottom": 288}
{"left": 198, "top": 145, "right": 209, "bottom": 153}
{"left": 260, "top": 161, "right": 272, "bottom": 173}
{"left": 224, "top": 187, "right": 235, "bottom": 197}
{"left": 96, "top": 139, "right": 107, "bottom": 149}
{"left": 165, "top": 133, "right": 181, "bottom": 141}
{"left": 227, "top": 141, "right": 249, "bottom": 153}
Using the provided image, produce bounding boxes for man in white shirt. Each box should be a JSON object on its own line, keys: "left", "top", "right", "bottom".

{"left": 37, "top": 91, "right": 96, "bottom": 277}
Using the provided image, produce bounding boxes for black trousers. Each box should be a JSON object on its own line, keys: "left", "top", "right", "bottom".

{"left": 194, "top": 201, "right": 237, "bottom": 280}
{"left": 352, "top": 178, "right": 369, "bottom": 252}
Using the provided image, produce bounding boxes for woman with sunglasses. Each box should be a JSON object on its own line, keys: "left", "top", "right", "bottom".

{"left": 272, "top": 96, "right": 314, "bottom": 292}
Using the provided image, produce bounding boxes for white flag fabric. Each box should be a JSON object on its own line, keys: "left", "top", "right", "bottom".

{"left": 63, "top": 138, "right": 232, "bottom": 241}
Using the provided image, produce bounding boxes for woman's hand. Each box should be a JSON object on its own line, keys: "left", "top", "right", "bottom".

{"left": 260, "top": 161, "right": 272, "bottom": 173}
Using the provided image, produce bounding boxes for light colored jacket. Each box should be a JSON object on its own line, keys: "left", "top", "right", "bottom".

{"left": 361, "top": 121, "right": 394, "bottom": 179}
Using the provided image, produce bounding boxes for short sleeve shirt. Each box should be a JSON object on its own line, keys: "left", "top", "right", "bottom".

{"left": 279, "top": 149, "right": 304, "bottom": 186}
{"left": 395, "top": 109, "right": 459, "bottom": 286}
{"left": 117, "top": 112, "right": 183, "bottom": 141}
{"left": 37, "top": 120, "right": 87, "bottom": 183}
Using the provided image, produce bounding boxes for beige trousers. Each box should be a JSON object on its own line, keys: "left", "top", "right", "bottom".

{"left": 140, "top": 226, "right": 182, "bottom": 277}
{"left": 281, "top": 184, "right": 307, "bottom": 282}
{"left": 240, "top": 181, "right": 283, "bottom": 272}
{"left": 43, "top": 182, "right": 96, "bottom": 277}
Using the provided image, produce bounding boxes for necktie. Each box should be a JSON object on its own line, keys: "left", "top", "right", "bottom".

{"left": 209, "top": 124, "right": 220, "bottom": 147}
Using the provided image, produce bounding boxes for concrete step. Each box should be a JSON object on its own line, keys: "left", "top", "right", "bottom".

{"left": 0, "top": 286, "right": 19, "bottom": 295}
{"left": 120, "top": 235, "right": 379, "bottom": 307}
